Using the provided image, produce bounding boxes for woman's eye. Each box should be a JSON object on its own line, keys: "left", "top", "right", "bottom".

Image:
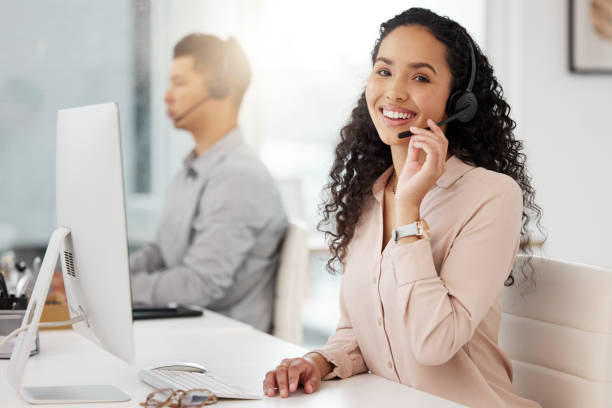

{"left": 414, "top": 75, "right": 430, "bottom": 82}
{"left": 377, "top": 69, "right": 391, "bottom": 77}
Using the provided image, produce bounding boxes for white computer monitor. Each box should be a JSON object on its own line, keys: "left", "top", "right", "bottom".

{"left": 7, "top": 102, "right": 135, "bottom": 404}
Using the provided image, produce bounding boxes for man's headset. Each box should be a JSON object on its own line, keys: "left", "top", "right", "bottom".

{"left": 398, "top": 38, "right": 478, "bottom": 139}
{"left": 173, "top": 40, "right": 231, "bottom": 123}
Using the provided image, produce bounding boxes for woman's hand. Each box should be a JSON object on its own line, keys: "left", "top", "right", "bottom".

{"left": 395, "top": 118, "right": 448, "bottom": 209}
{"left": 262, "top": 356, "right": 324, "bottom": 398}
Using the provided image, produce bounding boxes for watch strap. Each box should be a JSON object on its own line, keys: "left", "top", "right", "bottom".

{"left": 392, "top": 222, "right": 423, "bottom": 242}
{"left": 391, "top": 221, "right": 420, "bottom": 242}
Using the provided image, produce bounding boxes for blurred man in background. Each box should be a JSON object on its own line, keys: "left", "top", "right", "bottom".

{"left": 130, "top": 33, "right": 287, "bottom": 332}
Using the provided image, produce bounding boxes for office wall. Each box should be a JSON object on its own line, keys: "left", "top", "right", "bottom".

{"left": 487, "top": 0, "right": 612, "bottom": 268}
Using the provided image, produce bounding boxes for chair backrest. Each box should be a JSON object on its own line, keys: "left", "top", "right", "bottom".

{"left": 273, "top": 219, "right": 308, "bottom": 344}
{"left": 500, "top": 255, "right": 612, "bottom": 407}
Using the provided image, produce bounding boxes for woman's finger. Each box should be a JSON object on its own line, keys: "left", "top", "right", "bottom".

{"left": 410, "top": 121, "right": 445, "bottom": 146}
{"left": 263, "top": 370, "right": 278, "bottom": 397}
{"left": 287, "top": 361, "right": 305, "bottom": 393}
{"left": 303, "top": 369, "right": 321, "bottom": 394}
{"left": 408, "top": 135, "right": 443, "bottom": 149}
{"left": 427, "top": 119, "right": 449, "bottom": 147}
{"left": 409, "top": 123, "right": 437, "bottom": 137}
{"left": 413, "top": 138, "right": 441, "bottom": 174}
{"left": 407, "top": 135, "right": 420, "bottom": 163}
{"left": 411, "top": 120, "right": 448, "bottom": 147}
{"left": 410, "top": 135, "right": 446, "bottom": 169}
{"left": 412, "top": 136, "right": 441, "bottom": 159}
{"left": 275, "top": 365, "right": 290, "bottom": 398}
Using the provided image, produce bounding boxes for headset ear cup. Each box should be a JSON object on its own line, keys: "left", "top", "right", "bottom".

{"left": 208, "top": 79, "right": 230, "bottom": 99}
{"left": 446, "top": 90, "right": 462, "bottom": 116}
{"left": 454, "top": 92, "right": 478, "bottom": 122}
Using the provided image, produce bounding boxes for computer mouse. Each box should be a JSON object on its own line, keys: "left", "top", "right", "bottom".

{"left": 146, "top": 361, "right": 208, "bottom": 373}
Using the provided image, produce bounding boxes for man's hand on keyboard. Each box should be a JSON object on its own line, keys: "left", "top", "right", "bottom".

{"left": 263, "top": 355, "right": 327, "bottom": 398}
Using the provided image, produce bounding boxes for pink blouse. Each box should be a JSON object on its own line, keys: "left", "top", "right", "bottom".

{"left": 315, "top": 156, "right": 541, "bottom": 408}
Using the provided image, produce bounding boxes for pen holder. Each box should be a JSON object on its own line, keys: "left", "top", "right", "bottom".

{"left": 0, "top": 295, "right": 28, "bottom": 310}
{"left": 0, "top": 295, "right": 40, "bottom": 359}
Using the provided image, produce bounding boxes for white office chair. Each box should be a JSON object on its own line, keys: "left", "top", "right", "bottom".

{"left": 500, "top": 255, "right": 612, "bottom": 407}
{"left": 273, "top": 219, "right": 308, "bottom": 345}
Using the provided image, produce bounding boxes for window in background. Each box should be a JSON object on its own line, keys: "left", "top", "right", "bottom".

{"left": 133, "top": 0, "right": 152, "bottom": 194}
{"left": 0, "top": 0, "right": 145, "bottom": 253}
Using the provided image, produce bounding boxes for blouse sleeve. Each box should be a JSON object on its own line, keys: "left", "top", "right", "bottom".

{"left": 312, "top": 277, "right": 369, "bottom": 380}
{"left": 390, "top": 177, "right": 523, "bottom": 366}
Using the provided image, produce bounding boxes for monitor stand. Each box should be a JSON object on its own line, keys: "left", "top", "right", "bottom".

{"left": 6, "top": 227, "right": 130, "bottom": 404}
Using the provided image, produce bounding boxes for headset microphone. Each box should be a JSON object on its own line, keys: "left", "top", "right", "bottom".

{"left": 172, "top": 78, "right": 231, "bottom": 123}
{"left": 397, "top": 37, "right": 478, "bottom": 139}
{"left": 173, "top": 96, "right": 212, "bottom": 123}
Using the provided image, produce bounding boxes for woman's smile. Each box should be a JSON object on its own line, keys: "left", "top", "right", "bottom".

{"left": 379, "top": 105, "right": 418, "bottom": 127}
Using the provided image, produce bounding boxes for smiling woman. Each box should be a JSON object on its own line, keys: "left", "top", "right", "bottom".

{"left": 263, "top": 7, "right": 544, "bottom": 408}
{"left": 321, "top": 9, "right": 543, "bottom": 282}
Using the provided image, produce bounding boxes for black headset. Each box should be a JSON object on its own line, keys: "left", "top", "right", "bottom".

{"left": 173, "top": 39, "right": 231, "bottom": 122}
{"left": 397, "top": 37, "right": 478, "bottom": 139}
{"left": 207, "top": 39, "right": 230, "bottom": 99}
{"left": 445, "top": 38, "right": 478, "bottom": 124}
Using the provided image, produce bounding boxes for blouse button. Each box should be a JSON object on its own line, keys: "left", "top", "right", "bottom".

{"left": 388, "top": 361, "right": 393, "bottom": 369}
{"left": 377, "top": 317, "right": 382, "bottom": 326}
{"left": 372, "top": 276, "right": 376, "bottom": 284}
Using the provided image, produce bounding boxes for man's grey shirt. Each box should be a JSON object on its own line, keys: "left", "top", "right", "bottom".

{"left": 130, "top": 128, "right": 288, "bottom": 332}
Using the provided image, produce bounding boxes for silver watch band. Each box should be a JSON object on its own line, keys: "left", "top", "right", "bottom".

{"left": 392, "top": 222, "right": 422, "bottom": 242}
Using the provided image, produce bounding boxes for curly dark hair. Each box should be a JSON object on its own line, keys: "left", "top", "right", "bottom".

{"left": 319, "top": 8, "right": 544, "bottom": 285}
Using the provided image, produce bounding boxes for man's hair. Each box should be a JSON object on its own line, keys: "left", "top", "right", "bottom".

{"left": 173, "top": 33, "right": 251, "bottom": 107}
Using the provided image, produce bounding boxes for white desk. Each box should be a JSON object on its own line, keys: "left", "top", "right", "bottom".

{"left": 1, "top": 311, "right": 465, "bottom": 407}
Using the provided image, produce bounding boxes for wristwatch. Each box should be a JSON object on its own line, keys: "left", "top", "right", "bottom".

{"left": 392, "top": 220, "right": 431, "bottom": 242}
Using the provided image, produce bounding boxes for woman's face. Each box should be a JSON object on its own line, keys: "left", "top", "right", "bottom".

{"left": 366, "top": 25, "right": 453, "bottom": 146}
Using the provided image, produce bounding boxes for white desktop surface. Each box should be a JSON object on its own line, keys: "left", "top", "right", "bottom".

{"left": 0, "top": 310, "right": 465, "bottom": 407}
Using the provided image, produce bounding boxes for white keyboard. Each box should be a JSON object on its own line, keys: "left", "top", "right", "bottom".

{"left": 139, "top": 362, "right": 261, "bottom": 400}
